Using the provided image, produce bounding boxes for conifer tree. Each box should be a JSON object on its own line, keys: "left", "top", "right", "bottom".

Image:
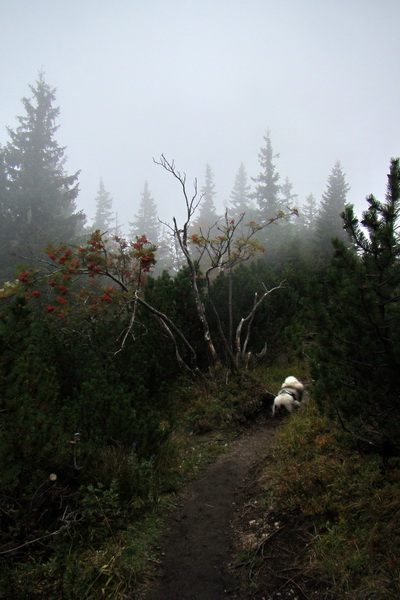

{"left": 0, "top": 146, "right": 7, "bottom": 204}
{"left": 228, "top": 162, "right": 252, "bottom": 222}
{"left": 2, "top": 73, "right": 84, "bottom": 273}
{"left": 288, "top": 192, "right": 315, "bottom": 245}
{"left": 0, "top": 147, "right": 10, "bottom": 281}
{"left": 189, "top": 164, "right": 220, "bottom": 272}
{"left": 251, "top": 132, "right": 295, "bottom": 263}
{"left": 302, "top": 193, "right": 318, "bottom": 229}
{"left": 312, "top": 158, "right": 400, "bottom": 452}
{"left": 154, "top": 227, "right": 184, "bottom": 274}
{"left": 200, "top": 164, "right": 219, "bottom": 222}
{"left": 92, "top": 178, "right": 114, "bottom": 232}
{"left": 252, "top": 131, "right": 282, "bottom": 218}
{"left": 314, "top": 161, "right": 350, "bottom": 258}
{"left": 129, "top": 181, "right": 160, "bottom": 244}
{"left": 114, "top": 213, "right": 123, "bottom": 238}
{"left": 280, "top": 176, "right": 300, "bottom": 233}
{"left": 191, "top": 165, "right": 219, "bottom": 235}
{"left": 280, "top": 176, "right": 297, "bottom": 206}
{"left": 191, "top": 164, "right": 220, "bottom": 233}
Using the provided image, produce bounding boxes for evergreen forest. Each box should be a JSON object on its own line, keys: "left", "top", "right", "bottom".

{"left": 1, "top": 75, "right": 400, "bottom": 600}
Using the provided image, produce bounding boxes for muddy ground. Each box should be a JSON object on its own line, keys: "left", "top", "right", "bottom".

{"left": 143, "top": 418, "right": 335, "bottom": 600}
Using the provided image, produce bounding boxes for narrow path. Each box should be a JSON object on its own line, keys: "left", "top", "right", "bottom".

{"left": 144, "top": 420, "right": 278, "bottom": 600}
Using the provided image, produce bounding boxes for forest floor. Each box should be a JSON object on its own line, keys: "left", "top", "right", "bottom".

{"left": 141, "top": 416, "right": 334, "bottom": 600}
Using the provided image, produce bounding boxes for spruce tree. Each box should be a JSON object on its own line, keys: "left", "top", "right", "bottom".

{"left": 302, "top": 193, "right": 318, "bottom": 229}
{"left": 0, "top": 146, "right": 7, "bottom": 204}
{"left": 0, "top": 147, "right": 10, "bottom": 281}
{"left": 252, "top": 131, "right": 282, "bottom": 218}
{"left": 281, "top": 176, "right": 300, "bottom": 232}
{"left": 92, "top": 178, "right": 114, "bottom": 232}
{"left": 314, "top": 161, "right": 350, "bottom": 258}
{"left": 129, "top": 181, "right": 161, "bottom": 244}
{"left": 252, "top": 131, "right": 294, "bottom": 264}
{"left": 228, "top": 162, "right": 252, "bottom": 222}
{"left": 1, "top": 73, "right": 84, "bottom": 277}
{"left": 191, "top": 164, "right": 220, "bottom": 234}
{"left": 280, "top": 176, "right": 297, "bottom": 206}
{"left": 312, "top": 158, "right": 400, "bottom": 453}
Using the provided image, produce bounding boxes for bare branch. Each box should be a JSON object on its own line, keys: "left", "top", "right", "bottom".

{"left": 157, "top": 317, "right": 206, "bottom": 380}
{"left": 134, "top": 292, "right": 207, "bottom": 375}
{"left": 0, "top": 527, "right": 63, "bottom": 555}
{"left": 154, "top": 155, "right": 203, "bottom": 227}
{"left": 235, "top": 282, "right": 285, "bottom": 367}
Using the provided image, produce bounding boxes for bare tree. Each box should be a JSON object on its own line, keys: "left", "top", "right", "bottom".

{"left": 154, "top": 155, "right": 296, "bottom": 374}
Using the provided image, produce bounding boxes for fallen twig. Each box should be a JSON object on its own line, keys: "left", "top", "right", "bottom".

{"left": 256, "top": 525, "right": 286, "bottom": 556}
{"left": 265, "top": 565, "right": 311, "bottom": 600}
{"left": 0, "top": 528, "right": 62, "bottom": 555}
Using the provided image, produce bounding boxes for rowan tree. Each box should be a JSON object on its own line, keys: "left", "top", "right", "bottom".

{"left": 0, "top": 230, "right": 157, "bottom": 350}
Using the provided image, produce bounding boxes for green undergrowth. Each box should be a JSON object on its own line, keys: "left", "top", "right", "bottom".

{"left": 0, "top": 368, "right": 277, "bottom": 600}
{"left": 1, "top": 504, "right": 168, "bottom": 600}
{"left": 154, "top": 369, "right": 273, "bottom": 496}
{"left": 248, "top": 398, "right": 400, "bottom": 599}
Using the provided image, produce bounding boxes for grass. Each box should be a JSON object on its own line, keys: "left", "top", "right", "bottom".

{"left": 241, "top": 394, "right": 400, "bottom": 599}
{"left": 1, "top": 503, "right": 169, "bottom": 600}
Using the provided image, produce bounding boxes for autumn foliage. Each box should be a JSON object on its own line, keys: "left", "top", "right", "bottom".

{"left": 0, "top": 231, "right": 157, "bottom": 327}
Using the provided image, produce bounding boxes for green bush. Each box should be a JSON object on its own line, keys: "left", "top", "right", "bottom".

{"left": 311, "top": 159, "right": 400, "bottom": 453}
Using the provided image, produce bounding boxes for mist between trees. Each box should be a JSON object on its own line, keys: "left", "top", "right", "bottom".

{"left": 1, "top": 74, "right": 350, "bottom": 283}
{"left": 1, "top": 72, "right": 400, "bottom": 600}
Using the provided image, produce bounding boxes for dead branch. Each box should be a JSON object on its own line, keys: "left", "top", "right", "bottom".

{"left": 154, "top": 158, "right": 220, "bottom": 369}
{"left": 134, "top": 292, "right": 208, "bottom": 381}
{"left": 157, "top": 317, "right": 204, "bottom": 379}
{"left": 0, "top": 527, "right": 63, "bottom": 555}
{"left": 235, "top": 281, "right": 285, "bottom": 367}
{"left": 153, "top": 155, "right": 203, "bottom": 230}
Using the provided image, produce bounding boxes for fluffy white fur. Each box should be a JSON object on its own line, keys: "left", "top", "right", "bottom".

{"left": 272, "top": 376, "right": 304, "bottom": 416}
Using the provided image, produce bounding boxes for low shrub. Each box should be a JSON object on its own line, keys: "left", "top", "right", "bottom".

{"left": 258, "top": 400, "right": 400, "bottom": 599}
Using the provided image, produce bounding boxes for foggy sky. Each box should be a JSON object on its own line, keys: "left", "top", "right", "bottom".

{"left": 1, "top": 0, "right": 399, "bottom": 233}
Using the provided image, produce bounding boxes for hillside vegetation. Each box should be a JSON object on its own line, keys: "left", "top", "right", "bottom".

{"left": 1, "top": 77, "right": 400, "bottom": 598}
{"left": 234, "top": 393, "right": 400, "bottom": 600}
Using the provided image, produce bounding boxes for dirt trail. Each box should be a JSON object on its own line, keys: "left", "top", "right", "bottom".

{"left": 144, "top": 420, "right": 278, "bottom": 600}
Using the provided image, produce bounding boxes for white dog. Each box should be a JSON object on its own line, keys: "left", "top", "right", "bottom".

{"left": 272, "top": 376, "right": 304, "bottom": 416}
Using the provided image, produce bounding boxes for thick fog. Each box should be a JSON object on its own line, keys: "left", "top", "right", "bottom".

{"left": 1, "top": 0, "right": 399, "bottom": 232}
